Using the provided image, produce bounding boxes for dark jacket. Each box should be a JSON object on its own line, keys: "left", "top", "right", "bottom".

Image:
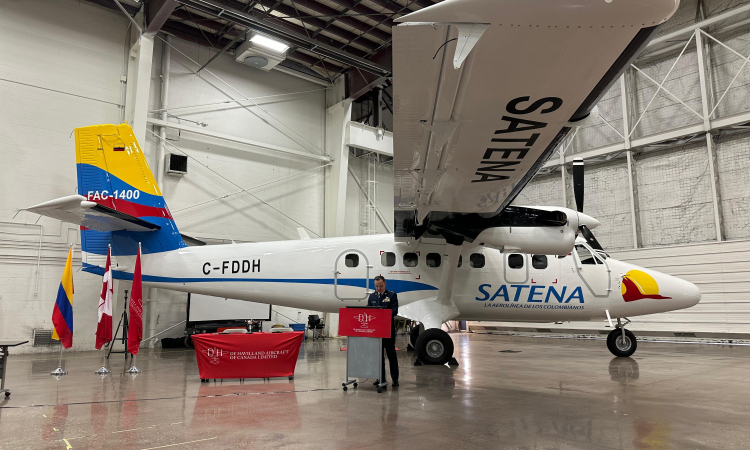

{"left": 367, "top": 289, "right": 398, "bottom": 337}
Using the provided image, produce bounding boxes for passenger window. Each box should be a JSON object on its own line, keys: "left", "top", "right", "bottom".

{"left": 403, "top": 252, "right": 418, "bottom": 267}
{"left": 381, "top": 252, "right": 396, "bottom": 267}
{"left": 575, "top": 245, "right": 599, "bottom": 265}
{"left": 508, "top": 254, "right": 524, "bottom": 269}
{"left": 426, "top": 253, "right": 441, "bottom": 268}
{"left": 345, "top": 253, "right": 359, "bottom": 268}
{"left": 532, "top": 255, "right": 547, "bottom": 269}
{"left": 458, "top": 255, "right": 462, "bottom": 268}
{"left": 470, "top": 253, "right": 485, "bottom": 268}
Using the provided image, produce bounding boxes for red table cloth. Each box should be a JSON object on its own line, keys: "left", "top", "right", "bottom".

{"left": 192, "top": 332, "right": 303, "bottom": 379}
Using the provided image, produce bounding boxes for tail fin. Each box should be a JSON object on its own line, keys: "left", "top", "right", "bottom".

{"left": 77, "top": 124, "right": 185, "bottom": 270}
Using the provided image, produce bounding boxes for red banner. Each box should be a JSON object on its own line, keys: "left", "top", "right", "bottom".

{"left": 192, "top": 332, "right": 303, "bottom": 379}
{"left": 338, "top": 307, "right": 391, "bottom": 338}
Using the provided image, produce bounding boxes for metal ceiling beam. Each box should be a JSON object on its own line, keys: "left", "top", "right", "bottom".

{"left": 286, "top": 0, "right": 391, "bottom": 42}
{"left": 145, "top": 0, "right": 180, "bottom": 36}
{"left": 173, "top": 0, "right": 390, "bottom": 76}
{"left": 162, "top": 19, "right": 347, "bottom": 72}
{"left": 175, "top": 1, "right": 380, "bottom": 53}
{"left": 252, "top": 0, "right": 382, "bottom": 50}
{"left": 169, "top": 7, "right": 367, "bottom": 57}
{"left": 324, "top": 0, "right": 395, "bottom": 28}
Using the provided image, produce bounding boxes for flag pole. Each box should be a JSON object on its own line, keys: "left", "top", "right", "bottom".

{"left": 126, "top": 242, "right": 142, "bottom": 374}
{"left": 95, "top": 346, "right": 110, "bottom": 375}
{"left": 51, "top": 243, "right": 73, "bottom": 377}
{"left": 50, "top": 344, "right": 67, "bottom": 376}
{"left": 95, "top": 244, "right": 112, "bottom": 375}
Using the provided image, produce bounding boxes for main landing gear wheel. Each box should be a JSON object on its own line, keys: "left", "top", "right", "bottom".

{"left": 408, "top": 323, "right": 423, "bottom": 351}
{"left": 607, "top": 328, "right": 637, "bottom": 357}
{"left": 415, "top": 329, "right": 454, "bottom": 365}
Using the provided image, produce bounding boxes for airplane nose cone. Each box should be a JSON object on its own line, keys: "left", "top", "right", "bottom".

{"left": 577, "top": 212, "right": 600, "bottom": 230}
{"left": 683, "top": 280, "right": 701, "bottom": 308}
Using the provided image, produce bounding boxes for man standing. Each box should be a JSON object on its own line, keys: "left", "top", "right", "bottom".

{"left": 368, "top": 275, "right": 399, "bottom": 387}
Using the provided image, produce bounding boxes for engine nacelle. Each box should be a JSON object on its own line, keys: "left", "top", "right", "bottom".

{"left": 474, "top": 225, "right": 577, "bottom": 255}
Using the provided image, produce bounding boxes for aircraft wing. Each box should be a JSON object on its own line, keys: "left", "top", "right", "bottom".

{"left": 26, "top": 195, "right": 160, "bottom": 232}
{"left": 392, "top": 0, "right": 678, "bottom": 240}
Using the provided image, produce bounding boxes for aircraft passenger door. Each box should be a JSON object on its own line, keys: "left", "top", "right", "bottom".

{"left": 574, "top": 244, "right": 611, "bottom": 297}
{"left": 504, "top": 253, "right": 528, "bottom": 284}
{"left": 334, "top": 250, "right": 371, "bottom": 301}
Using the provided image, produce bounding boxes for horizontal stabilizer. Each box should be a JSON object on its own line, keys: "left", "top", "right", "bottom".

{"left": 26, "top": 195, "right": 161, "bottom": 232}
{"left": 180, "top": 233, "right": 206, "bottom": 246}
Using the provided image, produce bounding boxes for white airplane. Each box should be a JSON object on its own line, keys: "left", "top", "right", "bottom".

{"left": 27, "top": 0, "right": 699, "bottom": 365}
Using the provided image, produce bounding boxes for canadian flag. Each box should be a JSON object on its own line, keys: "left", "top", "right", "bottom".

{"left": 95, "top": 246, "right": 113, "bottom": 350}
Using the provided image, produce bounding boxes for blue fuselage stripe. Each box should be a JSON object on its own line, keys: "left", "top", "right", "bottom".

{"left": 82, "top": 263, "right": 437, "bottom": 293}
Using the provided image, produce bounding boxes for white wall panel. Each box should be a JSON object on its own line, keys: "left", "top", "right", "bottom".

{"left": 715, "top": 131, "right": 750, "bottom": 240}
{"left": 710, "top": 32, "right": 750, "bottom": 119}
{"left": 512, "top": 173, "right": 564, "bottom": 208}
{"left": 572, "top": 160, "right": 634, "bottom": 251}
{"left": 631, "top": 49, "right": 703, "bottom": 139}
{"left": 0, "top": 0, "right": 329, "bottom": 353}
{"left": 635, "top": 142, "right": 718, "bottom": 246}
{"left": 344, "top": 154, "right": 394, "bottom": 236}
{"left": 0, "top": 0, "right": 128, "bottom": 353}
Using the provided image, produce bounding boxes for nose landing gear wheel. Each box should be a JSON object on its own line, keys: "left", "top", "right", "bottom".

{"left": 415, "top": 329, "right": 454, "bottom": 365}
{"left": 607, "top": 328, "right": 637, "bottom": 357}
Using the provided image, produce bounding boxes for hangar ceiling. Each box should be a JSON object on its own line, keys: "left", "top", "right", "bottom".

{"left": 101, "top": 0, "right": 442, "bottom": 87}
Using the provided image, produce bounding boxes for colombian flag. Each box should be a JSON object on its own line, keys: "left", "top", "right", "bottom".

{"left": 52, "top": 248, "right": 74, "bottom": 348}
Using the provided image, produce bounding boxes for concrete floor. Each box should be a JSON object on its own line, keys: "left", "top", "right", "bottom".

{"left": 2, "top": 333, "right": 750, "bottom": 450}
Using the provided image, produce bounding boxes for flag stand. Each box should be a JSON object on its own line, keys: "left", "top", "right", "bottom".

{"left": 50, "top": 346, "right": 67, "bottom": 376}
{"left": 126, "top": 354, "right": 140, "bottom": 373}
{"left": 108, "top": 290, "right": 130, "bottom": 360}
{"left": 94, "top": 347, "right": 110, "bottom": 375}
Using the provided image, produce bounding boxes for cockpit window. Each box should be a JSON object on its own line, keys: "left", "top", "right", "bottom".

{"left": 532, "top": 255, "right": 547, "bottom": 269}
{"left": 575, "top": 245, "right": 600, "bottom": 265}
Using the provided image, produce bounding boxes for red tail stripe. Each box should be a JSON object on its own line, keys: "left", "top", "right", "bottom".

{"left": 86, "top": 198, "right": 173, "bottom": 220}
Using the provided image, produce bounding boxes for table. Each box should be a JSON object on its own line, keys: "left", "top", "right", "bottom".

{"left": 192, "top": 332, "right": 303, "bottom": 381}
{"left": 0, "top": 340, "right": 29, "bottom": 398}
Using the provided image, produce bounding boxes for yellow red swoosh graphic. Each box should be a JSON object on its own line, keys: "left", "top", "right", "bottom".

{"left": 621, "top": 270, "right": 671, "bottom": 302}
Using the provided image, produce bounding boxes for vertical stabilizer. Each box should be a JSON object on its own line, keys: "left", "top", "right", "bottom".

{"left": 76, "top": 124, "right": 185, "bottom": 272}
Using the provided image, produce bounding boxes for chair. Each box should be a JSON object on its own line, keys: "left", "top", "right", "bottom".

{"left": 307, "top": 315, "right": 325, "bottom": 341}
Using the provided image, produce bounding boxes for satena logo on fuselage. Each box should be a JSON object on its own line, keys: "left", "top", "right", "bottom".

{"left": 472, "top": 96, "right": 563, "bottom": 183}
{"left": 476, "top": 284, "right": 584, "bottom": 310}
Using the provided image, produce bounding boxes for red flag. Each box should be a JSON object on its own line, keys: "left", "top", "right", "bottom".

{"left": 95, "top": 247, "right": 113, "bottom": 349}
{"left": 128, "top": 246, "right": 143, "bottom": 355}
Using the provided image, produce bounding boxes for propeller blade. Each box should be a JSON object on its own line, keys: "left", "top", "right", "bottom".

{"left": 580, "top": 225, "right": 603, "bottom": 251}
{"left": 573, "top": 157, "right": 584, "bottom": 213}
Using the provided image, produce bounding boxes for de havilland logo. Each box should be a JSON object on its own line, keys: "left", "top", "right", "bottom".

{"left": 621, "top": 270, "right": 671, "bottom": 302}
{"left": 355, "top": 312, "right": 376, "bottom": 328}
{"left": 203, "top": 347, "right": 224, "bottom": 364}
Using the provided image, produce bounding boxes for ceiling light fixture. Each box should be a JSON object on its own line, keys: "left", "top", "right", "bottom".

{"left": 250, "top": 34, "right": 289, "bottom": 53}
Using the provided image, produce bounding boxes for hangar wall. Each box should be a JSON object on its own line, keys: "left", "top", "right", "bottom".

{"left": 0, "top": 0, "right": 328, "bottom": 353}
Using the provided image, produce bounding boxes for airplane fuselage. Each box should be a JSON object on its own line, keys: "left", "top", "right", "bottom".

{"left": 101, "top": 233, "right": 700, "bottom": 323}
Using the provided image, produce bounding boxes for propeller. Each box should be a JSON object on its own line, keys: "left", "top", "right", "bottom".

{"left": 572, "top": 157, "right": 604, "bottom": 251}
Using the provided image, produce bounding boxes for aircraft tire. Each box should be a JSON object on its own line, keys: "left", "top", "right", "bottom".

{"left": 409, "top": 324, "right": 422, "bottom": 349}
{"left": 415, "top": 329, "right": 454, "bottom": 365}
{"left": 607, "top": 328, "right": 637, "bottom": 357}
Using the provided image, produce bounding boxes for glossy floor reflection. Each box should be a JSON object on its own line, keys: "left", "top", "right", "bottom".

{"left": 2, "top": 333, "right": 750, "bottom": 449}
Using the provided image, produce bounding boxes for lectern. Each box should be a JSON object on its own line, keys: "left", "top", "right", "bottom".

{"left": 339, "top": 307, "right": 391, "bottom": 393}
